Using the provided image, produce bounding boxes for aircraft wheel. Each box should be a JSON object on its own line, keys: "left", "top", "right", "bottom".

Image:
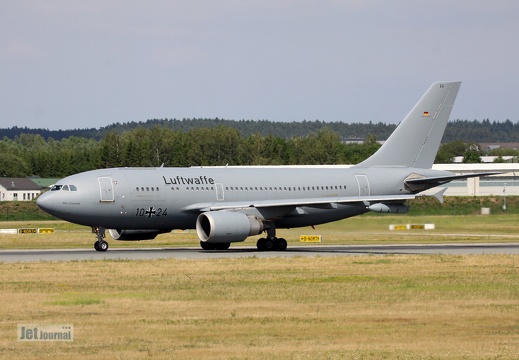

{"left": 264, "top": 238, "right": 275, "bottom": 251}
{"left": 276, "top": 238, "right": 287, "bottom": 251}
{"left": 98, "top": 240, "right": 109, "bottom": 252}
{"left": 94, "top": 241, "right": 100, "bottom": 251}
{"left": 256, "top": 238, "right": 266, "bottom": 251}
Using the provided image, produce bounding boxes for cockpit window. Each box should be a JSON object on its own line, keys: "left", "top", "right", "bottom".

{"left": 50, "top": 184, "right": 78, "bottom": 191}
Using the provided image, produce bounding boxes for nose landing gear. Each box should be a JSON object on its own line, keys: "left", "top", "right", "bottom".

{"left": 92, "top": 226, "right": 109, "bottom": 252}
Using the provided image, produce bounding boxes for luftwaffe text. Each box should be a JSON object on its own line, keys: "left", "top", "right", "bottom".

{"left": 162, "top": 175, "right": 215, "bottom": 185}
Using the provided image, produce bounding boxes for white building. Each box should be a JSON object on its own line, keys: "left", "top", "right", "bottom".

{"left": 431, "top": 164, "right": 518, "bottom": 196}
{"left": 0, "top": 178, "right": 42, "bottom": 201}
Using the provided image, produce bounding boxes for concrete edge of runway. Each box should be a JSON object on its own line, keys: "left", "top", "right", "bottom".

{"left": 1, "top": 243, "right": 518, "bottom": 262}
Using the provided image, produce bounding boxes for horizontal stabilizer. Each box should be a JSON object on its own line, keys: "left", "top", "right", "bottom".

{"left": 406, "top": 172, "right": 502, "bottom": 189}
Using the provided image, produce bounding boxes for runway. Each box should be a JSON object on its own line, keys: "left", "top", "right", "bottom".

{"left": 1, "top": 243, "right": 518, "bottom": 262}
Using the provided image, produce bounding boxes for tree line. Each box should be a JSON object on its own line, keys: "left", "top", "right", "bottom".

{"left": 0, "top": 127, "right": 381, "bottom": 178}
{"left": 1, "top": 124, "right": 516, "bottom": 179}
{"left": 2, "top": 118, "right": 517, "bottom": 143}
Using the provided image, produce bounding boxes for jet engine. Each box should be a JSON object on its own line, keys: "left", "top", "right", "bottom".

{"left": 196, "top": 211, "right": 264, "bottom": 243}
{"left": 108, "top": 229, "right": 162, "bottom": 241}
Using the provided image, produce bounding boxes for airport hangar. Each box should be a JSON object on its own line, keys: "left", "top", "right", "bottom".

{"left": 431, "top": 163, "right": 519, "bottom": 196}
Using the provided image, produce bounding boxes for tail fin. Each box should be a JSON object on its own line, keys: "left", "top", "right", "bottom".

{"left": 355, "top": 81, "right": 461, "bottom": 169}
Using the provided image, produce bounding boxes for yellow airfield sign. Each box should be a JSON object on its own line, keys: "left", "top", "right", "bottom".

{"left": 300, "top": 235, "right": 322, "bottom": 243}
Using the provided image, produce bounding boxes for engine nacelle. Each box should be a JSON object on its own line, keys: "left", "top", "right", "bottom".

{"left": 108, "top": 229, "right": 162, "bottom": 241}
{"left": 196, "top": 211, "right": 264, "bottom": 243}
{"left": 368, "top": 203, "right": 409, "bottom": 214}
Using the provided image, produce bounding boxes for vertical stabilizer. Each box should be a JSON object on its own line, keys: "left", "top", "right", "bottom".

{"left": 355, "top": 81, "right": 461, "bottom": 169}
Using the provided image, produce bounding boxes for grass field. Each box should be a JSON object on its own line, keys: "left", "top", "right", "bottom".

{"left": 0, "top": 255, "right": 518, "bottom": 359}
{"left": 1, "top": 212, "right": 519, "bottom": 250}
{"left": 1, "top": 213, "right": 519, "bottom": 358}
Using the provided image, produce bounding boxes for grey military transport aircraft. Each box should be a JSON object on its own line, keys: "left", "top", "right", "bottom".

{"left": 37, "top": 81, "right": 497, "bottom": 252}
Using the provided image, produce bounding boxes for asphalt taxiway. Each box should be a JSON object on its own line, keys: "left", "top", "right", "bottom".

{"left": 1, "top": 243, "right": 518, "bottom": 262}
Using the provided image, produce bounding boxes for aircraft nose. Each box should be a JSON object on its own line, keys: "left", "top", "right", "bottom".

{"left": 36, "top": 192, "right": 56, "bottom": 214}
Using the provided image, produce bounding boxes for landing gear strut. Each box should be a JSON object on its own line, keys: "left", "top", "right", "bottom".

{"left": 92, "top": 226, "right": 109, "bottom": 252}
{"left": 256, "top": 223, "right": 287, "bottom": 251}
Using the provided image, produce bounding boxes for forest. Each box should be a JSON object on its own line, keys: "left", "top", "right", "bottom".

{"left": 0, "top": 119, "right": 517, "bottom": 178}
{"left": 1, "top": 118, "right": 518, "bottom": 142}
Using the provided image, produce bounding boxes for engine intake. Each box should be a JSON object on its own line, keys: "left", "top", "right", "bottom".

{"left": 196, "top": 211, "right": 264, "bottom": 243}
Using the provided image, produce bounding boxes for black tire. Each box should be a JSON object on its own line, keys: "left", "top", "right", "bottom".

{"left": 264, "top": 238, "right": 275, "bottom": 251}
{"left": 276, "top": 238, "right": 288, "bottom": 251}
{"left": 256, "top": 238, "right": 266, "bottom": 251}
{"left": 98, "top": 240, "right": 109, "bottom": 252}
{"left": 94, "top": 241, "right": 100, "bottom": 251}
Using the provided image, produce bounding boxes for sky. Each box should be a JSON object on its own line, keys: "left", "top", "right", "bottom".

{"left": 1, "top": 1, "right": 518, "bottom": 130}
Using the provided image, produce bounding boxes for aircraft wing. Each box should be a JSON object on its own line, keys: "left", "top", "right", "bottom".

{"left": 405, "top": 172, "right": 502, "bottom": 188}
{"left": 181, "top": 194, "right": 418, "bottom": 213}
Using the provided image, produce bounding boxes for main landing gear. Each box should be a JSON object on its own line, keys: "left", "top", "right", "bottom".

{"left": 256, "top": 237, "right": 287, "bottom": 251}
{"left": 92, "top": 226, "right": 109, "bottom": 252}
{"left": 256, "top": 224, "right": 287, "bottom": 251}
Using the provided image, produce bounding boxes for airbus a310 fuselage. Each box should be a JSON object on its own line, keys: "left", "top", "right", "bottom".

{"left": 37, "top": 81, "right": 496, "bottom": 251}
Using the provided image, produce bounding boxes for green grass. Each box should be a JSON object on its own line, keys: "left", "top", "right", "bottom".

{"left": 1, "top": 196, "right": 519, "bottom": 250}
{"left": 2, "top": 213, "right": 519, "bottom": 250}
{"left": 0, "top": 201, "right": 56, "bottom": 221}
